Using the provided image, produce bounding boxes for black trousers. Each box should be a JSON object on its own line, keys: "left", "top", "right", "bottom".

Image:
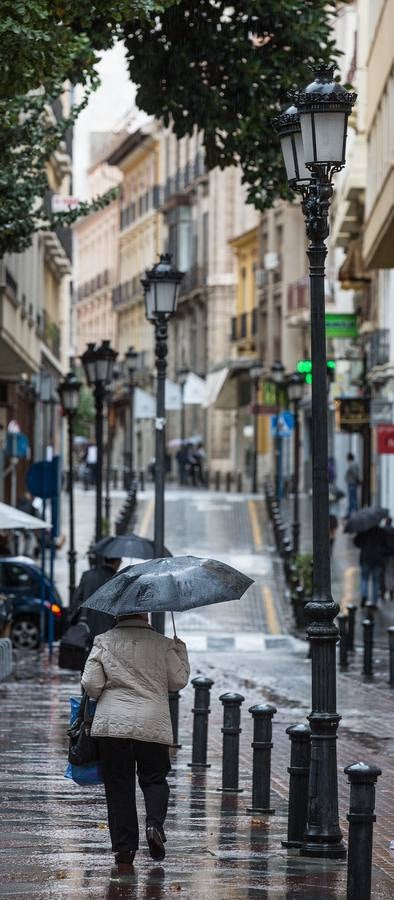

{"left": 98, "top": 737, "right": 170, "bottom": 853}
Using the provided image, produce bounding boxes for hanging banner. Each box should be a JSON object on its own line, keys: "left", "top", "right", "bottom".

{"left": 325, "top": 313, "right": 358, "bottom": 339}
{"left": 377, "top": 426, "right": 394, "bottom": 454}
{"left": 134, "top": 388, "right": 155, "bottom": 420}
{"left": 165, "top": 380, "right": 182, "bottom": 410}
{"left": 183, "top": 372, "right": 206, "bottom": 406}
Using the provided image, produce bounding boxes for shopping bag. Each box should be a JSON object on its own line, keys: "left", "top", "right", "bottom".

{"left": 64, "top": 694, "right": 103, "bottom": 785}
{"left": 59, "top": 620, "right": 91, "bottom": 671}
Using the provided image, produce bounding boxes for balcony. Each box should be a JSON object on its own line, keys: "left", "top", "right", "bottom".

{"left": 163, "top": 153, "right": 207, "bottom": 205}
{"left": 287, "top": 279, "right": 309, "bottom": 327}
{"left": 112, "top": 274, "right": 144, "bottom": 310}
{"left": 178, "top": 265, "right": 208, "bottom": 298}
{"left": 230, "top": 310, "right": 257, "bottom": 345}
{"left": 120, "top": 186, "right": 161, "bottom": 230}
{"left": 76, "top": 269, "right": 111, "bottom": 302}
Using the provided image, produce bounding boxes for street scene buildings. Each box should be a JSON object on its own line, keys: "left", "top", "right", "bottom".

{"left": 1, "top": 1, "right": 394, "bottom": 897}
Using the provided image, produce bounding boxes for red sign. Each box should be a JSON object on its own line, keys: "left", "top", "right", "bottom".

{"left": 377, "top": 426, "right": 394, "bottom": 454}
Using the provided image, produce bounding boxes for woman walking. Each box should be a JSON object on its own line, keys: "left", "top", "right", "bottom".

{"left": 82, "top": 612, "right": 190, "bottom": 866}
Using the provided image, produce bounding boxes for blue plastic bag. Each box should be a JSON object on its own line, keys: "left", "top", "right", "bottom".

{"left": 64, "top": 695, "right": 103, "bottom": 785}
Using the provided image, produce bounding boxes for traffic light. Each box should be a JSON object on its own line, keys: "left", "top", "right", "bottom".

{"left": 296, "top": 359, "right": 336, "bottom": 385}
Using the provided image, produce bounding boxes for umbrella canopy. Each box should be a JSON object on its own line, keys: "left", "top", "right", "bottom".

{"left": 92, "top": 534, "right": 172, "bottom": 560}
{"left": 82, "top": 555, "right": 254, "bottom": 617}
{"left": 0, "top": 501, "right": 49, "bottom": 531}
{"left": 345, "top": 506, "right": 388, "bottom": 534}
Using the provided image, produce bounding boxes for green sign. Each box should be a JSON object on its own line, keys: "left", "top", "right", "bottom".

{"left": 325, "top": 313, "right": 358, "bottom": 339}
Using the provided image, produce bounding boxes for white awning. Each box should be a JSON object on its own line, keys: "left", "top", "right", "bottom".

{"left": 0, "top": 501, "right": 50, "bottom": 530}
{"left": 165, "top": 379, "right": 182, "bottom": 410}
{"left": 204, "top": 368, "right": 239, "bottom": 409}
{"left": 183, "top": 372, "right": 207, "bottom": 405}
{"left": 134, "top": 388, "right": 155, "bottom": 420}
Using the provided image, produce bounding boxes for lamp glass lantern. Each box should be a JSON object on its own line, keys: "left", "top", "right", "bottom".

{"left": 58, "top": 372, "right": 81, "bottom": 414}
{"left": 95, "top": 340, "right": 118, "bottom": 384}
{"left": 126, "top": 346, "right": 138, "bottom": 374}
{"left": 81, "top": 343, "right": 97, "bottom": 386}
{"left": 271, "top": 361, "right": 285, "bottom": 385}
{"left": 275, "top": 105, "right": 310, "bottom": 187}
{"left": 250, "top": 363, "right": 264, "bottom": 382}
{"left": 296, "top": 65, "right": 357, "bottom": 169}
{"left": 142, "top": 253, "right": 184, "bottom": 320}
{"left": 287, "top": 373, "right": 304, "bottom": 403}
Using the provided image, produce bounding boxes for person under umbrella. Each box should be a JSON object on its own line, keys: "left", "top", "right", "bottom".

{"left": 80, "top": 555, "right": 252, "bottom": 867}
{"left": 354, "top": 527, "right": 387, "bottom": 607}
{"left": 81, "top": 611, "right": 189, "bottom": 866}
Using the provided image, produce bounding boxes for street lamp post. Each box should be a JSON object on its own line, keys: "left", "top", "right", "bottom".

{"left": 81, "top": 340, "right": 118, "bottom": 543}
{"left": 287, "top": 373, "right": 304, "bottom": 556}
{"left": 58, "top": 372, "right": 81, "bottom": 607}
{"left": 125, "top": 346, "right": 138, "bottom": 489}
{"left": 271, "top": 361, "right": 285, "bottom": 504}
{"left": 142, "top": 254, "right": 184, "bottom": 634}
{"left": 275, "top": 65, "right": 356, "bottom": 859}
{"left": 250, "top": 364, "right": 264, "bottom": 495}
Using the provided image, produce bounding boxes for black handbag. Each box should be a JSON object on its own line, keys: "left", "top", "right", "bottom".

{"left": 59, "top": 620, "right": 92, "bottom": 671}
{"left": 67, "top": 691, "right": 99, "bottom": 767}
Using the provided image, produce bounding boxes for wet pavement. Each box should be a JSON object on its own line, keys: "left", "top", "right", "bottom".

{"left": 1, "top": 486, "right": 394, "bottom": 897}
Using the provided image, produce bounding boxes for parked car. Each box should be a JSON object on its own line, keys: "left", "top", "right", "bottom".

{"left": 0, "top": 557, "right": 65, "bottom": 649}
{"left": 0, "top": 592, "right": 13, "bottom": 638}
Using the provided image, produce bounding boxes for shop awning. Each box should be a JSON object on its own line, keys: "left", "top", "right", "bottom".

{"left": 204, "top": 360, "right": 256, "bottom": 409}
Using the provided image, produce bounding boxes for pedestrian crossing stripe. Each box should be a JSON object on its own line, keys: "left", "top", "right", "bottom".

{"left": 176, "top": 633, "right": 301, "bottom": 652}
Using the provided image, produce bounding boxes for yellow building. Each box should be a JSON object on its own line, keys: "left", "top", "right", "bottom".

{"left": 229, "top": 227, "right": 259, "bottom": 356}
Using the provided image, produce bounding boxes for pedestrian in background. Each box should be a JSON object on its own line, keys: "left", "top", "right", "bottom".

{"left": 345, "top": 452, "right": 361, "bottom": 518}
{"left": 82, "top": 613, "right": 190, "bottom": 866}
{"left": 383, "top": 517, "right": 394, "bottom": 601}
{"left": 354, "top": 526, "right": 386, "bottom": 606}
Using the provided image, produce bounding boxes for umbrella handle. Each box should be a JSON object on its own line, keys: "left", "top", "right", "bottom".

{"left": 171, "top": 611, "right": 177, "bottom": 639}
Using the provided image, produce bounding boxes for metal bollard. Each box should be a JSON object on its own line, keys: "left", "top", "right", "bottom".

{"left": 365, "top": 601, "right": 377, "bottom": 623}
{"left": 345, "top": 762, "right": 382, "bottom": 900}
{"left": 237, "top": 472, "right": 243, "bottom": 493}
{"left": 388, "top": 627, "right": 394, "bottom": 686}
{"left": 188, "top": 676, "right": 214, "bottom": 769}
{"left": 219, "top": 692, "right": 245, "bottom": 793}
{"left": 346, "top": 604, "right": 357, "bottom": 652}
{"left": 362, "top": 618, "right": 374, "bottom": 677}
{"left": 337, "top": 612, "right": 348, "bottom": 669}
{"left": 225, "top": 472, "right": 232, "bottom": 493}
{"left": 215, "top": 471, "right": 221, "bottom": 492}
{"left": 282, "top": 723, "right": 311, "bottom": 847}
{"left": 246, "top": 704, "right": 277, "bottom": 814}
{"left": 169, "top": 690, "right": 182, "bottom": 748}
{"left": 139, "top": 470, "right": 145, "bottom": 491}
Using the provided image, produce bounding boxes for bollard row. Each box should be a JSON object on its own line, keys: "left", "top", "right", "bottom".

{"left": 115, "top": 481, "right": 138, "bottom": 535}
{"left": 0, "top": 638, "right": 13, "bottom": 681}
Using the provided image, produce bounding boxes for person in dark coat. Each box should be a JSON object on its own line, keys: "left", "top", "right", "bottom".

{"left": 70, "top": 557, "right": 121, "bottom": 641}
{"left": 354, "top": 527, "right": 386, "bottom": 606}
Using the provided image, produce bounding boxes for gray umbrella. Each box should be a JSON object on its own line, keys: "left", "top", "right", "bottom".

{"left": 345, "top": 506, "right": 388, "bottom": 534}
{"left": 92, "top": 534, "right": 172, "bottom": 560}
{"left": 81, "top": 555, "right": 254, "bottom": 617}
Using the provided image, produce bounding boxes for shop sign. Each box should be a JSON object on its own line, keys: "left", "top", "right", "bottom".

{"left": 377, "top": 426, "right": 394, "bottom": 454}
{"left": 338, "top": 397, "right": 370, "bottom": 433}
{"left": 325, "top": 313, "right": 358, "bottom": 339}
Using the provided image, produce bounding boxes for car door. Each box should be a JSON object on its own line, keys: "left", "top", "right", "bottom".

{"left": 1, "top": 562, "right": 39, "bottom": 602}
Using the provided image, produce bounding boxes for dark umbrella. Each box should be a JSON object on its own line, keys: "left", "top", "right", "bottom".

{"left": 345, "top": 506, "right": 388, "bottom": 534}
{"left": 92, "top": 534, "right": 172, "bottom": 560}
{"left": 81, "top": 555, "right": 254, "bottom": 618}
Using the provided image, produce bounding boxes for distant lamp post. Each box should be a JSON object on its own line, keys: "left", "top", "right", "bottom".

{"left": 58, "top": 372, "right": 81, "bottom": 606}
{"left": 286, "top": 373, "right": 304, "bottom": 556}
{"left": 177, "top": 367, "right": 190, "bottom": 445}
{"left": 271, "top": 360, "right": 285, "bottom": 504}
{"left": 275, "top": 65, "right": 356, "bottom": 859}
{"left": 142, "top": 254, "right": 184, "bottom": 634}
{"left": 81, "top": 340, "right": 118, "bottom": 542}
{"left": 104, "top": 377, "right": 116, "bottom": 530}
{"left": 249, "top": 363, "right": 264, "bottom": 494}
{"left": 125, "top": 346, "right": 138, "bottom": 489}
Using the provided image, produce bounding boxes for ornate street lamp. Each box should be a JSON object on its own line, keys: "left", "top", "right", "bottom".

{"left": 271, "top": 360, "right": 285, "bottom": 504}
{"left": 58, "top": 371, "right": 81, "bottom": 606}
{"left": 81, "top": 340, "right": 118, "bottom": 542}
{"left": 125, "top": 346, "right": 138, "bottom": 489}
{"left": 275, "top": 64, "right": 356, "bottom": 860}
{"left": 249, "top": 363, "right": 264, "bottom": 495}
{"left": 177, "top": 367, "right": 190, "bottom": 446}
{"left": 286, "top": 373, "right": 304, "bottom": 556}
{"left": 142, "top": 254, "right": 184, "bottom": 634}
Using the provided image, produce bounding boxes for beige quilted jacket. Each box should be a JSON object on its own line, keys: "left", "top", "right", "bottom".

{"left": 81, "top": 618, "right": 190, "bottom": 745}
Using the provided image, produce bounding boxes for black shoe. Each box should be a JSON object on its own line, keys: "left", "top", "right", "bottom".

{"left": 361, "top": 597, "right": 367, "bottom": 607}
{"left": 146, "top": 826, "right": 166, "bottom": 861}
{"left": 114, "top": 850, "right": 136, "bottom": 865}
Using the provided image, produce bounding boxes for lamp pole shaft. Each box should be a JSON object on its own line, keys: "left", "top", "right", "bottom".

{"left": 95, "top": 384, "right": 104, "bottom": 543}
{"left": 105, "top": 408, "right": 113, "bottom": 528}
{"left": 252, "top": 378, "right": 258, "bottom": 494}
{"left": 292, "top": 400, "right": 300, "bottom": 555}
{"left": 275, "top": 386, "right": 281, "bottom": 504}
{"left": 152, "top": 315, "right": 167, "bottom": 634}
{"left": 301, "top": 179, "right": 345, "bottom": 859}
{"left": 181, "top": 383, "right": 186, "bottom": 444}
{"left": 129, "top": 373, "right": 135, "bottom": 482}
{"left": 68, "top": 414, "right": 76, "bottom": 606}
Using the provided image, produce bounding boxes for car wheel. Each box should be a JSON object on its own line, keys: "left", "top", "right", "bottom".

{"left": 11, "top": 618, "right": 40, "bottom": 650}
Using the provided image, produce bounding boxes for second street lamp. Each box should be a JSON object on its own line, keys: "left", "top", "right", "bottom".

{"left": 275, "top": 64, "right": 356, "bottom": 859}
{"left": 271, "top": 360, "right": 285, "bottom": 504}
{"left": 249, "top": 363, "right": 263, "bottom": 495}
{"left": 286, "top": 373, "right": 304, "bottom": 556}
{"left": 81, "top": 340, "right": 118, "bottom": 543}
{"left": 142, "top": 254, "right": 184, "bottom": 634}
{"left": 58, "top": 371, "right": 81, "bottom": 607}
{"left": 125, "top": 346, "right": 138, "bottom": 489}
{"left": 177, "top": 367, "right": 190, "bottom": 446}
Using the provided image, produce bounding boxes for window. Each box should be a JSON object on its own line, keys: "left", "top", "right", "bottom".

{"left": 2, "top": 564, "right": 36, "bottom": 589}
